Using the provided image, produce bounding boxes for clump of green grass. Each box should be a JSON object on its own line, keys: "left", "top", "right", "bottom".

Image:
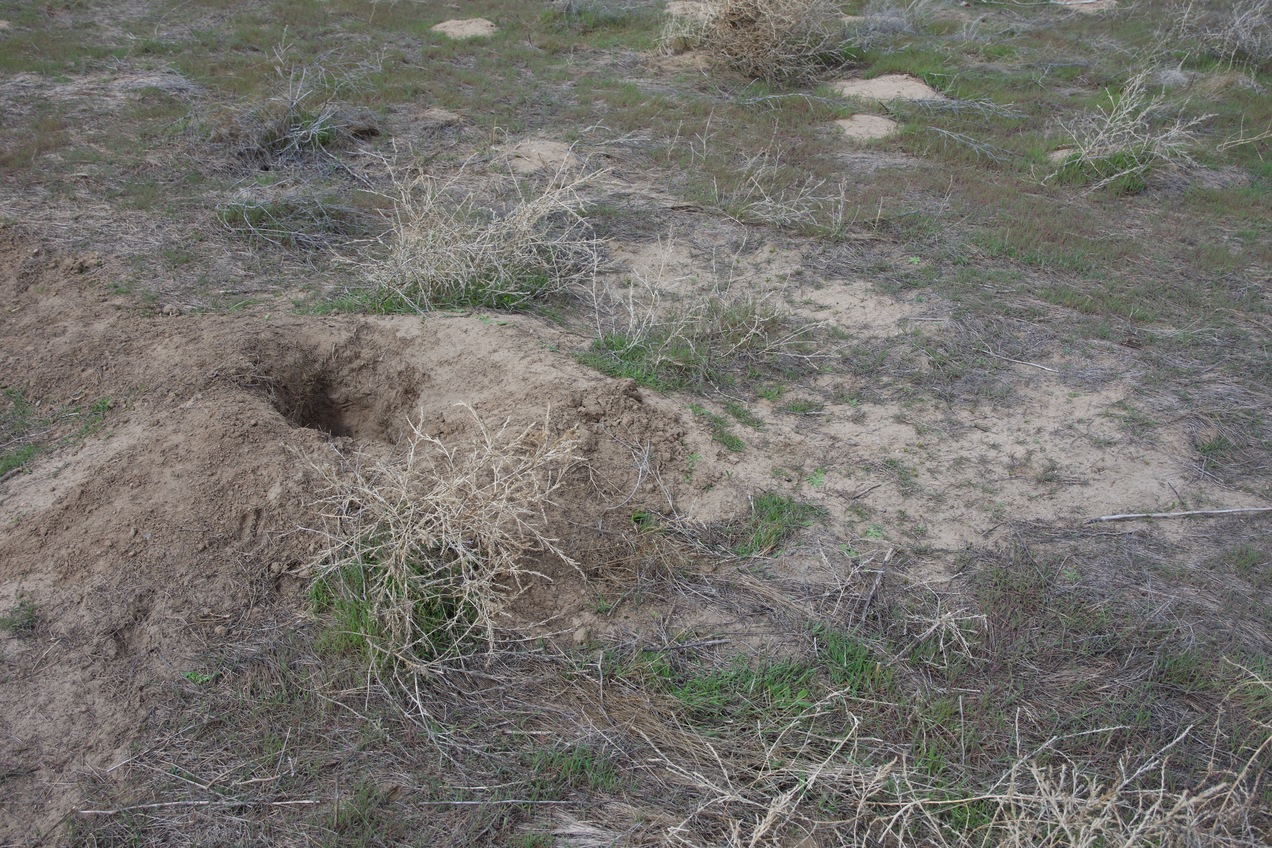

{"left": 527, "top": 744, "right": 624, "bottom": 793}
{"left": 0, "top": 598, "right": 37, "bottom": 635}
{"left": 813, "top": 624, "right": 894, "bottom": 695}
{"left": 735, "top": 491, "right": 825, "bottom": 555}
{"left": 723, "top": 401, "right": 763, "bottom": 429}
{"left": 689, "top": 403, "right": 745, "bottom": 452}
{"left": 364, "top": 161, "right": 601, "bottom": 312}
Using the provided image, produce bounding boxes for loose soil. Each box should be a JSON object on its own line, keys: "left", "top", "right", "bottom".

{"left": 0, "top": 228, "right": 710, "bottom": 839}
{"left": 430, "top": 18, "right": 498, "bottom": 39}
{"left": 831, "top": 74, "right": 946, "bottom": 101}
{"left": 835, "top": 114, "right": 898, "bottom": 140}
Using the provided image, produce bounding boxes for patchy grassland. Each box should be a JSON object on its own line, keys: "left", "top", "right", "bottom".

{"left": 0, "top": 0, "right": 1269, "bottom": 844}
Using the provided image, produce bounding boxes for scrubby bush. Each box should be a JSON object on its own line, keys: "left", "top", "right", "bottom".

{"left": 663, "top": 0, "right": 848, "bottom": 83}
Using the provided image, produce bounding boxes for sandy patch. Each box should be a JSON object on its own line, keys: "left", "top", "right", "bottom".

{"left": 0, "top": 71, "right": 200, "bottom": 108}
{"left": 496, "top": 138, "right": 577, "bottom": 175}
{"left": 1052, "top": 0, "right": 1116, "bottom": 12}
{"left": 431, "top": 18, "right": 497, "bottom": 39}
{"left": 835, "top": 114, "right": 897, "bottom": 140}
{"left": 831, "top": 74, "right": 945, "bottom": 102}
{"left": 798, "top": 279, "right": 932, "bottom": 336}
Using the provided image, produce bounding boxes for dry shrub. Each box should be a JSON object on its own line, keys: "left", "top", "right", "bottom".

{"left": 367, "top": 159, "right": 601, "bottom": 311}
{"left": 307, "top": 406, "right": 581, "bottom": 672}
{"left": 664, "top": 0, "right": 848, "bottom": 82}
{"left": 851, "top": 0, "right": 934, "bottom": 49}
{"left": 1048, "top": 71, "right": 1208, "bottom": 193}
{"left": 206, "top": 46, "right": 381, "bottom": 167}
{"left": 1178, "top": 0, "right": 1272, "bottom": 70}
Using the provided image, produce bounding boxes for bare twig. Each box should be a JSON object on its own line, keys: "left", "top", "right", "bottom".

{"left": 1084, "top": 506, "right": 1272, "bottom": 524}
{"left": 980, "top": 347, "right": 1061, "bottom": 373}
{"left": 79, "top": 799, "right": 320, "bottom": 815}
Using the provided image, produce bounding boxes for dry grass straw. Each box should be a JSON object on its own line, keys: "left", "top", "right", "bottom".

{"left": 207, "top": 43, "right": 380, "bottom": 167}
{"left": 1047, "top": 70, "right": 1209, "bottom": 192}
{"left": 851, "top": 0, "right": 934, "bottom": 49}
{"left": 307, "top": 405, "right": 582, "bottom": 672}
{"left": 586, "top": 238, "right": 825, "bottom": 387}
{"left": 1178, "top": 0, "right": 1272, "bottom": 69}
{"left": 662, "top": 0, "right": 848, "bottom": 82}
{"left": 368, "top": 156, "right": 602, "bottom": 311}
{"left": 599, "top": 687, "right": 1270, "bottom": 846}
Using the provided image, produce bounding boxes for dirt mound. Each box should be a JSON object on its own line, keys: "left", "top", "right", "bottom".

{"left": 430, "top": 18, "right": 497, "bottom": 39}
{"left": 1052, "top": 0, "right": 1116, "bottom": 13}
{"left": 831, "top": 74, "right": 945, "bottom": 101}
{"left": 0, "top": 229, "right": 700, "bottom": 838}
{"left": 835, "top": 114, "right": 897, "bottom": 140}
{"left": 495, "top": 138, "right": 578, "bottom": 175}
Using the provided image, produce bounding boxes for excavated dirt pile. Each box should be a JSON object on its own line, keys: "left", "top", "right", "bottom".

{"left": 0, "top": 227, "right": 699, "bottom": 836}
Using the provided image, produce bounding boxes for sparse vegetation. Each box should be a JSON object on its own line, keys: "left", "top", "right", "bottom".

{"left": 1179, "top": 0, "right": 1272, "bottom": 70}
{"left": 735, "top": 491, "right": 825, "bottom": 555}
{"left": 364, "top": 161, "right": 601, "bottom": 312}
{"left": 1048, "top": 71, "right": 1209, "bottom": 194}
{"left": 580, "top": 287, "right": 818, "bottom": 391}
{"left": 4, "top": 0, "right": 1271, "bottom": 843}
{"left": 203, "top": 45, "right": 381, "bottom": 168}
{"left": 0, "top": 598, "right": 36, "bottom": 635}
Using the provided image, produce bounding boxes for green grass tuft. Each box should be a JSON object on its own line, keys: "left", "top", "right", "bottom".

{"left": 735, "top": 492, "right": 825, "bottom": 556}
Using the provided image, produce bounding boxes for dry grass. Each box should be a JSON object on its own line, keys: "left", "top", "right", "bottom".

{"left": 587, "top": 665, "right": 1270, "bottom": 847}
{"left": 1047, "top": 71, "right": 1209, "bottom": 193}
{"left": 206, "top": 45, "right": 380, "bottom": 167}
{"left": 663, "top": 0, "right": 849, "bottom": 83}
{"left": 1178, "top": 0, "right": 1272, "bottom": 70}
{"left": 306, "top": 406, "right": 582, "bottom": 672}
{"left": 583, "top": 242, "right": 824, "bottom": 389}
{"left": 366, "top": 158, "right": 602, "bottom": 311}
{"left": 850, "top": 0, "right": 934, "bottom": 50}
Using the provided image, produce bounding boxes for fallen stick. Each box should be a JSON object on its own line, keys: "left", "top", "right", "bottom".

{"left": 79, "top": 799, "right": 320, "bottom": 815}
{"left": 979, "top": 348, "right": 1060, "bottom": 373}
{"left": 1084, "top": 507, "right": 1272, "bottom": 524}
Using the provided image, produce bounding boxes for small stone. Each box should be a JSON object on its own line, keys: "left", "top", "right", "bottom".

{"left": 213, "top": 625, "right": 227, "bottom": 637}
